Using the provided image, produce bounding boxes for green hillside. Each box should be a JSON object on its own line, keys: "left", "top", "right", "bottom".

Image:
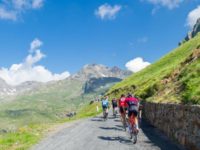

{"left": 0, "top": 78, "right": 105, "bottom": 150}
{"left": 107, "top": 33, "right": 200, "bottom": 104}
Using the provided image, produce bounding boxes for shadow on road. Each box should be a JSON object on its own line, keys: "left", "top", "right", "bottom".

{"left": 115, "top": 124, "right": 124, "bottom": 128}
{"left": 114, "top": 119, "right": 121, "bottom": 122}
{"left": 99, "top": 126, "right": 123, "bottom": 131}
{"left": 140, "top": 120, "right": 183, "bottom": 150}
{"left": 91, "top": 118, "right": 103, "bottom": 122}
{"left": 90, "top": 116, "right": 104, "bottom": 122}
{"left": 98, "top": 136, "right": 132, "bottom": 145}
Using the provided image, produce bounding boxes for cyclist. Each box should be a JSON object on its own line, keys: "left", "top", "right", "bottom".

{"left": 102, "top": 96, "right": 109, "bottom": 118}
{"left": 111, "top": 98, "right": 118, "bottom": 116}
{"left": 118, "top": 94, "right": 126, "bottom": 125}
{"left": 125, "top": 93, "right": 139, "bottom": 132}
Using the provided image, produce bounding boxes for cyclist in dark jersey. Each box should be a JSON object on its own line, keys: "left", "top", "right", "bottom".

{"left": 125, "top": 93, "right": 139, "bottom": 131}
{"left": 111, "top": 98, "right": 118, "bottom": 115}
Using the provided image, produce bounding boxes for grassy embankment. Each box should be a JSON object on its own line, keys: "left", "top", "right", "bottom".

{"left": 107, "top": 33, "right": 200, "bottom": 104}
{"left": 0, "top": 101, "right": 102, "bottom": 150}
{"left": 0, "top": 78, "right": 103, "bottom": 150}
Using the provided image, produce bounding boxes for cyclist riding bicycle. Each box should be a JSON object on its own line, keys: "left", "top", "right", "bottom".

{"left": 102, "top": 96, "right": 109, "bottom": 118}
{"left": 111, "top": 98, "right": 118, "bottom": 116}
{"left": 118, "top": 94, "right": 126, "bottom": 126}
{"left": 125, "top": 93, "right": 139, "bottom": 132}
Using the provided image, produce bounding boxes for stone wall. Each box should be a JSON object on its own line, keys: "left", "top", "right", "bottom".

{"left": 143, "top": 102, "right": 200, "bottom": 150}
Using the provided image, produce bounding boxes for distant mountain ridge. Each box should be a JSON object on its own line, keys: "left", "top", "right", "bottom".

{"left": 71, "top": 64, "right": 131, "bottom": 81}
{"left": 0, "top": 64, "right": 131, "bottom": 98}
{"left": 0, "top": 79, "right": 41, "bottom": 98}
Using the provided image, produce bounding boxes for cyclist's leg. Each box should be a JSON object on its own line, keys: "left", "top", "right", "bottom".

{"left": 133, "top": 110, "right": 139, "bottom": 131}
{"left": 120, "top": 107, "right": 125, "bottom": 123}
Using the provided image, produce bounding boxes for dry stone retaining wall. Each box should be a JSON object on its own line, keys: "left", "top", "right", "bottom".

{"left": 143, "top": 102, "right": 200, "bottom": 150}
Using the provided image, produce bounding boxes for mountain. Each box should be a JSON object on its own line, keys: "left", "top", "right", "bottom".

{"left": 71, "top": 64, "right": 131, "bottom": 81}
{"left": 84, "top": 77, "right": 122, "bottom": 93}
{"left": 0, "top": 64, "right": 129, "bottom": 96}
{"left": 0, "top": 79, "right": 42, "bottom": 99}
{"left": 0, "top": 64, "right": 129, "bottom": 132}
{"left": 0, "top": 78, "right": 16, "bottom": 97}
{"left": 108, "top": 33, "right": 200, "bottom": 104}
{"left": 181, "top": 18, "right": 200, "bottom": 44}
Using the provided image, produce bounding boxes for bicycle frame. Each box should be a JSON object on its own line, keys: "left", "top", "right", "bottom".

{"left": 129, "top": 114, "right": 138, "bottom": 144}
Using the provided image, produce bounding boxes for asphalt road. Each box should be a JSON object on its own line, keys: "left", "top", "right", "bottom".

{"left": 32, "top": 112, "right": 183, "bottom": 150}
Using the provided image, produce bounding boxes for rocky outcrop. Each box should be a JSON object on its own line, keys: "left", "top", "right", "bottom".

{"left": 143, "top": 102, "right": 200, "bottom": 150}
{"left": 84, "top": 77, "right": 122, "bottom": 93}
{"left": 182, "top": 18, "right": 200, "bottom": 44}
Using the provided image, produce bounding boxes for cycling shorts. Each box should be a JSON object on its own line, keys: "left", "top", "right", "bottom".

{"left": 128, "top": 110, "right": 138, "bottom": 117}
{"left": 119, "top": 107, "right": 124, "bottom": 114}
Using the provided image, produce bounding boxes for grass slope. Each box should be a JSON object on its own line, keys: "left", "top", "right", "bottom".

{"left": 0, "top": 78, "right": 104, "bottom": 150}
{"left": 0, "top": 102, "right": 102, "bottom": 150}
{"left": 107, "top": 33, "right": 200, "bottom": 104}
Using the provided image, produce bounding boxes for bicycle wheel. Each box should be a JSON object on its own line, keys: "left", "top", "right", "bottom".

{"left": 103, "top": 111, "right": 106, "bottom": 121}
{"left": 132, "top": 131, "right": 137, "bottom": 144}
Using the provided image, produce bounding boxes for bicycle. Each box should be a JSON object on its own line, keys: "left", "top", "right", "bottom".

{"left": 113, "top": 107, "right": 118, "bottom": 118}
{"left": 128, "top": 114, "right": 138, "bottom": 144}
{"left": 103, "top": 108, "right": 108, "bottom": 121}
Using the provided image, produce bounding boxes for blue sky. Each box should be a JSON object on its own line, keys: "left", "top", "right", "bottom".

{"left": 0, "top": 0, "right": 200, "bottom": 85}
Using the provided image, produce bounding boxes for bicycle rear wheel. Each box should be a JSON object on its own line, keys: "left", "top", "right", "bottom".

{"left": 132, "top": 131, "right": 137, "bottom": 144}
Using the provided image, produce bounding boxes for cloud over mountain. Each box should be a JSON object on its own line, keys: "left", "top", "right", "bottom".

{"left": 0, "top": 39, "right": 70, "bottom": 86}
{"left": 125, "top": 57, "right": 150, "bottom": 73}
{"left": 186, "top": 5, "right": 200, "bottom": 29}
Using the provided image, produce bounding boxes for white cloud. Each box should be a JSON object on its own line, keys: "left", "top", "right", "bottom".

{"left": 0, "top": 39, "right": 70, "bottom": 86}
{"left": 0, "top": 0, "right": 44, "bottom": 20}
{"left": 186, "top": 5, "right": 200, "bottom": 29}
{"left": 125, "top": 57, "right": 150, "bottom": 73}
{"left": 30, "top": 38, "right": 43, "bottom": 52}
{"left": 0, "top": 7, "right": 17, "bottom": 20}
{"left": 95, "top": 3, "right": 122, "bottom": 20}
{"left": 32, "top": 0, "right": 44, "bottom": 9}
{"left": 143, "top": 0, "right": 183, "bottom": 9}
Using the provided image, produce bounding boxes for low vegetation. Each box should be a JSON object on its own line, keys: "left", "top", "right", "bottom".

{"left": 0, "top": 100, "right": 102, "bottom": 150}
{"left": 0, "top": 78, "right": 104, "bottom": 150}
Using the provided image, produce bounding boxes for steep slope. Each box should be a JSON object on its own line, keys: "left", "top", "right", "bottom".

{"left": 107, "top": 33, "right": 200, "bottom": 104}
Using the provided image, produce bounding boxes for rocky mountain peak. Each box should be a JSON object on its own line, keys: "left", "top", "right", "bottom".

{"left": 71, "top": 64, "right": 131, "bottom": 81}
{"left": 181, "top": 18, "right": 200, "bottom": 44}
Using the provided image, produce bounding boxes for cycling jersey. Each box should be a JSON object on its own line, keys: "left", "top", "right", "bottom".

{"left": 112, "top": 99, "right": 118, "bottom": 108}
{"left": 125, "top": 97, "right": 138, "bottom": 108}
{"left": 119, "top": 97, "right": 126, "bottom": 107}
{"left": 125, "top": 97, "right": 139, "bottom": 117}
{"left": 102, "top": 99, "right": 109, "bottom": 109}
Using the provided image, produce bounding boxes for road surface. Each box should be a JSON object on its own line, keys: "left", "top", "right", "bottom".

{"left": 32, "top": 113, "right": 183, "bottom": 150}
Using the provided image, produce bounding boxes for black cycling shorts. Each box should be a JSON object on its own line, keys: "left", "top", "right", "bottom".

{"left": 102, "top": 106, "right": 108, "bottom": 110}
{"left": 119, "top": 107, "right": 124, "bottom": 114}
{"left": 112, "top": 104, "right": 117, "bottom": 108}
{"left": 128, "top": 110, "right": 138, "bottom": 117}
